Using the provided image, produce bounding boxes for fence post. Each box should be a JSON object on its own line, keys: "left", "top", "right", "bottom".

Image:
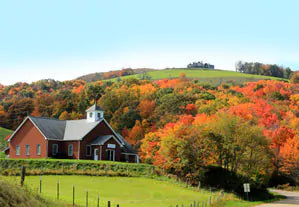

{"left": 97, "top": 194, "right": 99, "bottom": 207}
{"left": 57, "top": 179, "right": 60, "bottom": 200}
{"left": 39, "top": 175, "right": 42, "bottom": 194}
{"left": 108, "top": 201, "right": 111, "bottom": 207}
{"left": 72, "top": 184, "right": 75, "bottom": 207}
{"left": 117, "top": 205, "right": 119, "bottom": 207}
{"left": 86, "top": 189, "right": 88, "bottom": 207}
{"left": 194, "top": 201, "right": 196, "bottom": 207}
{"left": 20, "top": 166, "right": 26, "bottom": 186}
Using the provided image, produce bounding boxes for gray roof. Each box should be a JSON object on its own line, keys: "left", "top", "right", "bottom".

{"left": 117, "top": 133, "right": 138, "bottom": 154}
{"left": 29, "top": 116, "right": 103, "bottom": 141}
{"left": 91, "top": 135, "right": 116, "bottom": 145}
{"left": 29, "top": 116, "right": 66, "bottom": 140}
{"left": 86, "top": 104, "right": 104, "bottom": 112}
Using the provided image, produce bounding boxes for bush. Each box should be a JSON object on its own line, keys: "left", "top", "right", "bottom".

{"left": 0, "top": 158, "right": 155, "bottom": 177}
{"left": 197, "top": 166, "right": 272, "bottom": 201}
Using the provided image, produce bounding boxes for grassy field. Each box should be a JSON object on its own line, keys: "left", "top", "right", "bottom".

{"left": 4, "top": 175, "right": 219, "bottom": 207}
{"left": 0, "top": 126, "right": 12, "bottom": 151}
{"left": 0, "top": 126, "right": 12, "bottom": 140}
{"left": 110, "top": 68, "right": 286, "bottom": 84}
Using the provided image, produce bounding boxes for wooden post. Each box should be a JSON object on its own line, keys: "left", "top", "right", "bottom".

{"left": 194, "top": 201, "right": 196, "bottom": 207}
{"left": 116, "top": 205, "right": 119, "bottom": 207}
{"left": 72, "top": 184, "right": 75, "bottom": 207}
{"left": 97, "top": 194, "right": 99, "bottom": 207}
{"left": 39, "top": 175, "right": 42, "bottom": 194}
{"left": 57, "top": 179, "right": 60, "bottom": 200}
{"left": 108, "top": 201, "right": 111, "bottom": 207}
{"left": 86, "top": 189, "right": 88, "bottom": 207}
{"left": 20, "top": 166, "right": 26, "bottom": 186}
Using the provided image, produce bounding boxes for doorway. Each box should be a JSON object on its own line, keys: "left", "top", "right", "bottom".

{"left": 94, "top": 148, "right": 98, "bottom": 161}
{"left": 107, "top": 150, "right": 115, "bottom": 161}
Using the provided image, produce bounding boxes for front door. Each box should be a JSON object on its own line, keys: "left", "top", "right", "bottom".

{"left": 94, "top": 149, "right": 98, "bottom": 161}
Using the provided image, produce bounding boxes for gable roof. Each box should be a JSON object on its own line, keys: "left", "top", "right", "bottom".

{"left": 29, "top": 116, "right": 66, "bottom": 140}
{"left": 9, "top": 116, "right": 105, "bottom": 141}
{"left": 116, "top": 133, "right": 138, "bottom": 154}
{"left": 86, "top": 104, "right": 104, "bottom": 112}
{"left": 8, "top": 116, "right": 139, "bottom": 154}
{"left": 90, "top": 135, "right": 122, "bottom": 146}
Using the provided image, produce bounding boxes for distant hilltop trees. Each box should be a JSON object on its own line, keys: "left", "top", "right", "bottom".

{"left": 235, "top": 61, "right": 293, "bottom": 79}
{"left": 187, "top": 61, "right": 215, "bottom": 69}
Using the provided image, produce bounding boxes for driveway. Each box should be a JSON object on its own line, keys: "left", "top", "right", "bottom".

{"left": 257, "top": 190, "right": 299, "bottom": 207}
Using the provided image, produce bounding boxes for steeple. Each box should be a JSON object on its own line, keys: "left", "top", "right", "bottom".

{"left": 86, "top": 103, "right": 104, "bottom": 122}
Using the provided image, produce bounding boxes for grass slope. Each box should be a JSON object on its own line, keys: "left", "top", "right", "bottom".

{"left": 0, "top": 127, "right": 12, "bottom": 150}
{"left": 0, "top": 177, "right": 67, "bottom": 207}
{"left": 110, "top": 68, "right": 286, "bottom": 84}
{"left": 5, "top": 175, "right": 216, "bottom": 207}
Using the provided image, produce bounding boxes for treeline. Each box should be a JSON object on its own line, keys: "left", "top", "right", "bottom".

{"left": 235, "top": 61, "right": 293, "bottom": 79}
{"left": 77, "top": 68, "right": 154, "bottom": 82}
{"left": 0, "top": 76, "right": 298, "bottom": 188}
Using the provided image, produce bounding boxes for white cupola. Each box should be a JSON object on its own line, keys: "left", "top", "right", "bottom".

{"left": 86, "top": 104, "right": 104, "bottom": 122}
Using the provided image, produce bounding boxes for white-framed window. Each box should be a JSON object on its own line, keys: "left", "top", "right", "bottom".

{"left": 89, "top": 112, "right": 93, "bottom": 118}
{"left": 68, "top": 144, "right": 73, "bottom": 156}
{"left": 86, "top": 145, "right": 91, "bottom": 156}
{"left": 52, "top": 144, "right": 58, "bottom": 156}
{"left": 26, "top": 145, "right": 30, "bottom": 156}
{"left": 36, "top": 144, "right": 41, "bottom": 155}
{"left": 16, "top": 145, "right": 20, "bottom": 155}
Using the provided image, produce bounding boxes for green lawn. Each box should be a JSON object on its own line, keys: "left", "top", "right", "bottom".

{"left": 0, "top": 126, "right": 12, "bottom": 150}
{"left": 110, "top": 68, "right": 286, "bottom": 84}
{"left": 4, "top": 175, "right": 216, "bottom": 207}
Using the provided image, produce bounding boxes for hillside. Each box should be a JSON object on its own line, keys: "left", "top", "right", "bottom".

{"left": 108, "top": 68, "right": 286, "bottom": 84}
{"left": 77, "top": 68, "right": 155, "bottom": 82}
{"left": 0, "top": 178, "right": 66, "bottom": 207}
{"left": 0, "top": 127, "right": 12, "bottom": 150}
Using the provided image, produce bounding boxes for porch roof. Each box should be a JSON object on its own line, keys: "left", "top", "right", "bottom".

{"left": 90, "top": 135, "right": 115, "bottom": 145}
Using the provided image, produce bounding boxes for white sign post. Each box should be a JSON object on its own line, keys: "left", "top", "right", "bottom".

{"left": 243, "top": 183, "right": 250, "bottom": 200}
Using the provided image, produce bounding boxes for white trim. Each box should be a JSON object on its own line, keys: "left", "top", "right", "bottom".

{"left": 8, "top": 117, "right": 48, "bottom": 142}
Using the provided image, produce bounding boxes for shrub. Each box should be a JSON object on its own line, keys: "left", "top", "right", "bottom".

{"left": 0, "top": 158, "right": 155, "bottom": 177}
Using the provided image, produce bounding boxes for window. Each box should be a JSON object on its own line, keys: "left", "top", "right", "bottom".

{"left": 97, "top": 113, "right": 102, "bottom": 118}
{"left": 86, "top": 145, "right": 91, "bottom": 156}
{"left": 26, "top": 145, "right": 30, "bottom": 156}
{"left": 52, "top": 144, "right": 58, "bottom": 156}
{"left": 89, "top": 112, "right": 93, "bottom": 118}
{"left": 68, "top": 144, "right": 73, "bottom": 156}
{"left": 16, "top": 145, "right": 20, "bottom": 155}
{"left": 125, "top": 154, "right": 129, "bottom": 162}
{"left": 36, "top": 144, "right": 41, "bottom": 155}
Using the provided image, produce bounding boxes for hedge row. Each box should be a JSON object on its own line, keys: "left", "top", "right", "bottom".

{"left": 0, "top": 158, "right": 155, "bottom": 177}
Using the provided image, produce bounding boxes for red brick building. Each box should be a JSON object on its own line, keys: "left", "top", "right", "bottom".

{"left": 8, "top": 104, "right": 139, "bottom": 163}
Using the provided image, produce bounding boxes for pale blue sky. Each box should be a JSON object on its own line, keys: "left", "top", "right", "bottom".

{"left": 0, "top": 0, "right": 298, "bottom": 85}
